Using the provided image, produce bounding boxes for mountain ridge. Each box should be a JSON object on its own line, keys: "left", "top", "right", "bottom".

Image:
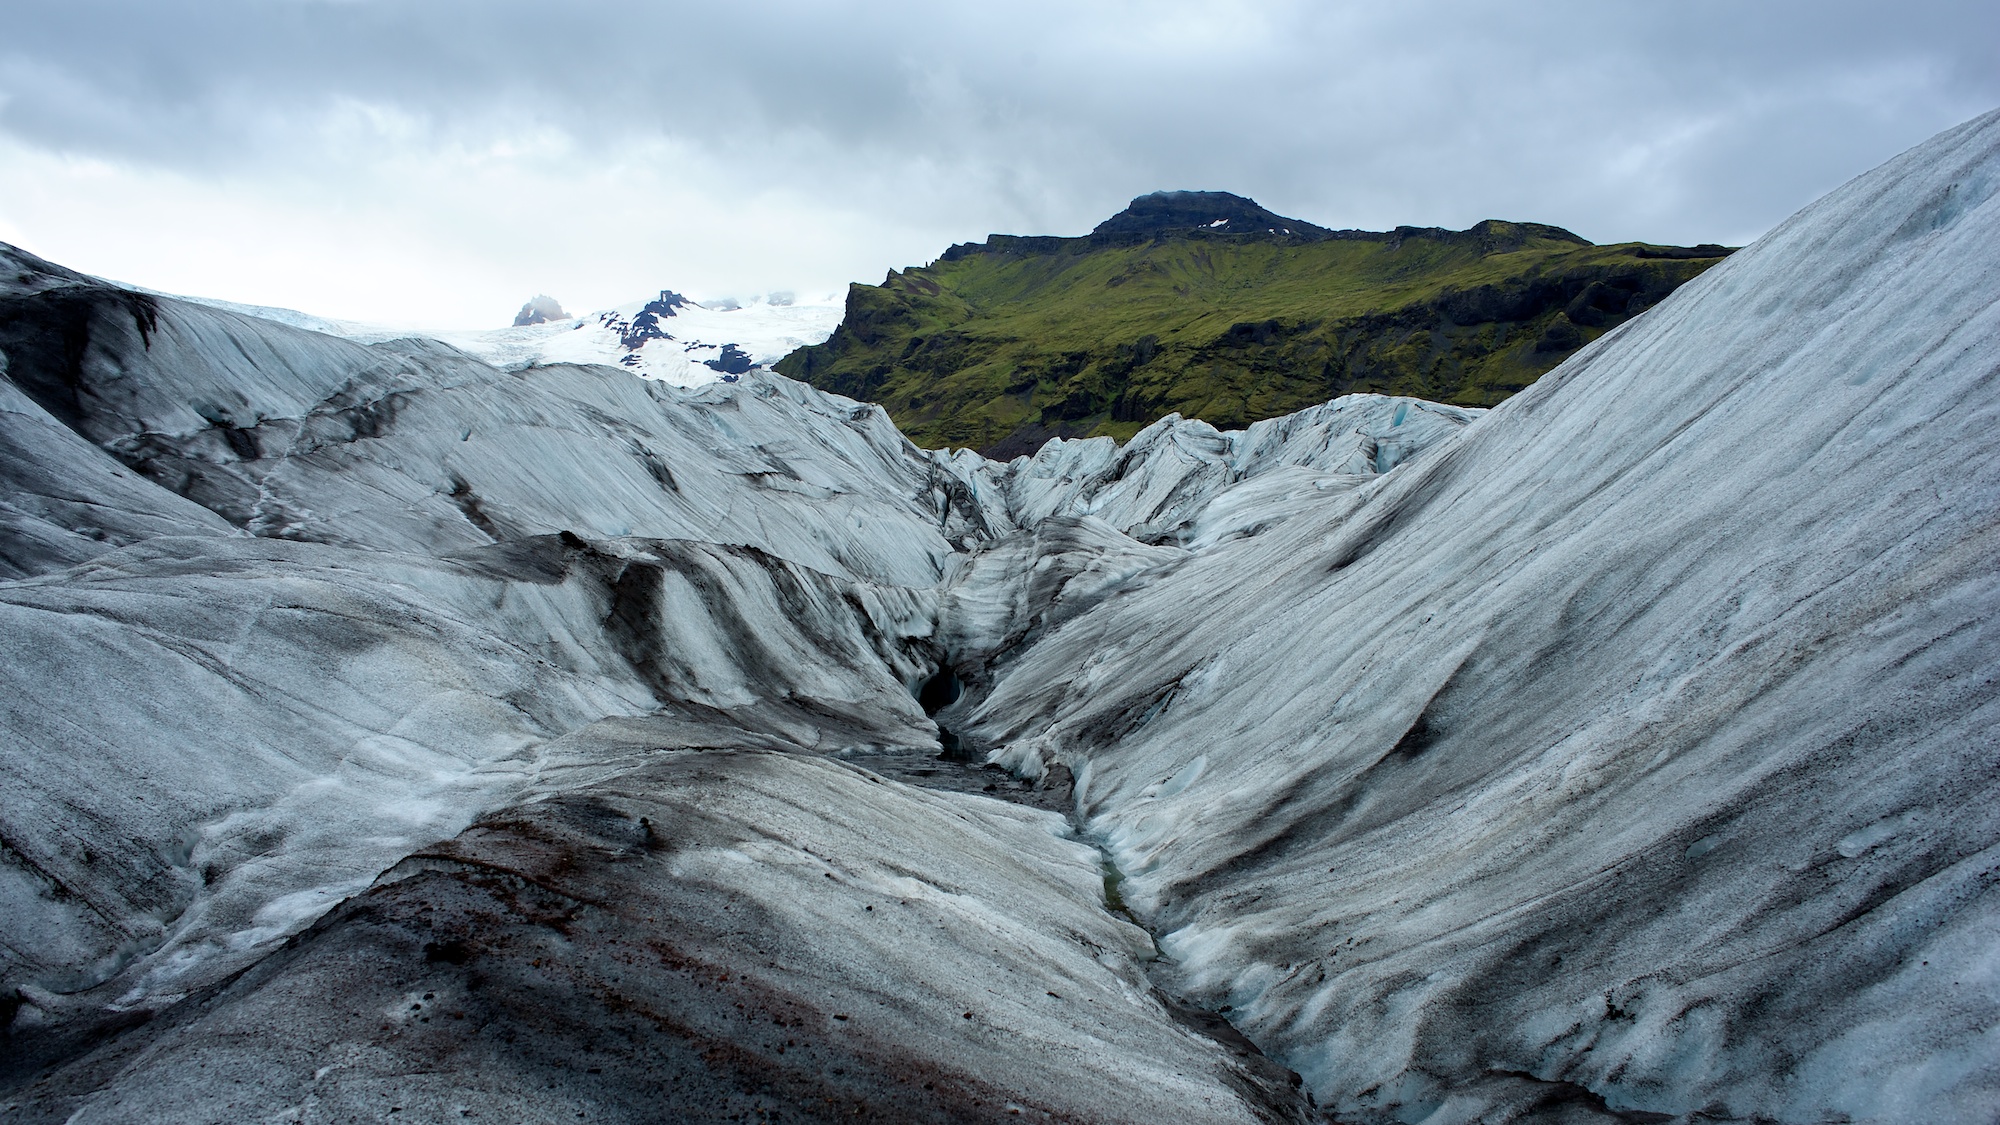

{"left": 777, "top": 193, "right": 1730, "bottom": 456}
{"left": 1091, "top": 189, "right": 1338, "bottom": 239}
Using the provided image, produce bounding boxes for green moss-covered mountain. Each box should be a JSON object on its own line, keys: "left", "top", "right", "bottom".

{"left": 776, "top": 191, "right": 1732, "bottom": 456}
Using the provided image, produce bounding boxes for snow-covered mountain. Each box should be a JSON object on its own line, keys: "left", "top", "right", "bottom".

{"left": 0, "top": 111, "right": 1995, "bottom": 1124}
{"left": 167, "top": 286, "right": 846, "bottom": 387}
{"left": 437, "top": 289, "right": 845, "bottom": 386}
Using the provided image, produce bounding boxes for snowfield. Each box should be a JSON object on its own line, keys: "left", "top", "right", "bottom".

{"left": 435, "top": 290, "right": 846, "bottom": 386}
{"left": 0, "top": 111, "right": 1995, "bottom": 1123}
{"left": 168, "top": 287, "right": 846, "bottom": 387}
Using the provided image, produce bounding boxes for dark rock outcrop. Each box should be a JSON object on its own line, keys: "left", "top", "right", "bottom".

{"left": 1090, "top": 190, "right": 1337, "bottom": 240}
{"left": 511, "top": 294, "right": 569, "bottom": 326}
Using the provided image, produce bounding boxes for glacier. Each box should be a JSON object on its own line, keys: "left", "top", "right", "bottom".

{"left": 164, "top": 285, "right": 847, "bottom": 389}
{"left": 0, "top": 110, "right": 1996, "bottom": 1123}
{"left": 949, "top": 111, "right": 2000, "bottom": 1123}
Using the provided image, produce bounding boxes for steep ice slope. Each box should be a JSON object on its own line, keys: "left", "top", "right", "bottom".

{"left": 0, "top": 531, "right": 1308, "bottom": 1121}
{"left": 928, "top": 397, "right": 1480, "bottom": 689}
{"left": 0, "top": 257, "right": 243, "bottom": 577}
{"left": 0, "top": 374, "right": 238, "bottom": 578}
{"left": 0, "top": 264, "right": 1467, "bottom": 1037}
{"left": 0, "top": 537, "right": 651, "bottom": 1011}
{"left": 10, "top": 747, "right": 1306, "bottom": 1125}
{"left": 1, "top": 249, "right": 955, "bottom": 586}
{"left": 957, "top": 111, "right": 2000, "bottom": 1121}
{"left": 0, "top": 531, "right": 948, "bottom": 1048}
{"left": 0, "top": 243, "right": 1336, "bottom": 1120}
{"left": 5, "top": 112, "right": 1995, "bottom": 1123}
{"left": 939, "top": 395, "right": 1479, "bottom": 545}
{"left": 0, "top": 248, "right": 962, "bottom": 1052}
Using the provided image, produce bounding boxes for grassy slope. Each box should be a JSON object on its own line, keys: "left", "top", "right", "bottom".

{"left": 777, "top": 221, "right": 1728, "bottom": 455}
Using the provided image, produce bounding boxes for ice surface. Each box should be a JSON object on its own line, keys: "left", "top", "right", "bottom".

{"left": 0, "top": 531, "right": 948, "bottom": 1023}
{"left": 958, "top": 109, "right": 2000, "bottom": 1122}
{"left": 0, "top": 249, "right": 963, "bottom": 1038}
{"left": 937, "top": 394, "right": 1478, "bottom": 546}
{"left": 9, "top": 748, "right": 1301, "bottom": 1123}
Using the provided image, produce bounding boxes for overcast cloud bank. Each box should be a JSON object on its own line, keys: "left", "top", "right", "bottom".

{"left": 1, "top": 0, "right": 1994, "bottom": 326}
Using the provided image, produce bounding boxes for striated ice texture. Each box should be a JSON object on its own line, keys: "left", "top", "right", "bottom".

{"left": 955, "top": 110, "right": 2000, "bottom": 1123}
{"left": 0, "top": 241, "right": 1321, "bottom": 1121}
{"left": 1, "top": 111, "right": 1997, "bottom": 1123}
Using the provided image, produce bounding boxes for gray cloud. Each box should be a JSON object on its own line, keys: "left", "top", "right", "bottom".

{"left": 1, "top": 0, "right": 1994, "bottom": 318}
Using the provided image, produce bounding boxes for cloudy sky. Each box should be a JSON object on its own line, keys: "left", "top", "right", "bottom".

{"left": 2, "top": 0, "right": 1994, "bottom": 328}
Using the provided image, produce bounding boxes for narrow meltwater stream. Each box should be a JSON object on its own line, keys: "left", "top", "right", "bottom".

{"left": 843, "top": 739, "right": 1320, "bottom": 1121}
{"left": 1088, "top": 834, "right": 1319, "bottom": 1120}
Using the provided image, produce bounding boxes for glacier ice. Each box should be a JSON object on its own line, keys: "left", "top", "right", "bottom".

{"left": 19, "top": 747, "right": 1299, "bottom": 1124}
{"left": 954, "top": 109, "right": 2000, "bottom": 1123}
{"left": 0, "top": 111, "right": 1997, "bottom": 1123}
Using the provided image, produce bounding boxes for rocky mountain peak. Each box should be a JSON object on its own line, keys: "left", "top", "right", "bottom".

{"left": 511, "top": 294, "right": 569, "bottom": 326}
{"left": 1090, "top": 190, "right": 1334, "bottom": 239}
